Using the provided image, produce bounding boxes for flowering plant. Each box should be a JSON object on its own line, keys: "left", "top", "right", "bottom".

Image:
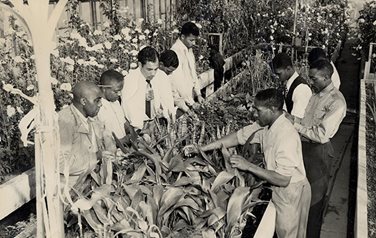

{"left": 357, "top": 0, "right": 376, "bottom": 69}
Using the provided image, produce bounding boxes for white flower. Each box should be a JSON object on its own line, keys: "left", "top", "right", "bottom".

{"left": 97, "top": 64, "right": 105, "bottom": 69}
{"left": 66, "top": 65, "right": 74, "bottom": 72}
{"left": 104, "top": 41, "right": 112, "bottom": 49}
{"left": 6, "top": 105, "right": 16, "bottom": 117}
{"left": 130, "top": 62, "right": 137, "bottom": 68}
{"left": 110, "top": 58, "right": 118, "bottom": 63}
{"left": 359, "top": 18, "right": 365, "bottom": 23}
{"left": 89, "top": 56, "right": 96, "bottom": 61}
{"left": 121, "top": 70, "right": 128, "bottom": 76}
{"left": 51, "top": 49, "right": 59, "bottom": 57}
{"left": 124, "top": 35, "right": 132, "bottom": 41}
{"left": 132, "top": 38, "right": 138, "bottom": 43}
{"left": 114, "top": 34, "right": 122, "bottom": 41}
{"left": 16, "top": 106, "right": 23, "bottom": 114}
{"left": 50, "top": 77, "right": 58, "bottom": 85}
{"left": 3, "top": 84, "right": 14, "bottom": 92}
{"left": 157, "top": 19, "right": 163, "bottom": 24}
{"left": 70, "top": 30, "right": 81, "bottom": 39}
{"left": 329, "top": 14, "right": 333, "bottom": 17}
{"left": 199, "top": 55, "right": 204, "bottom": 60}
{"left": 130, "top": 50, "right": 138, "bottom": 56}
{"left": 138, "top": 18, "right": 144, "bottom": 24}
{"left": 93, "top": 30, "right": 103, "bottom": 35}
{"left": 92, "top": 44, "right": 104, "bottom": 51}
{"left": 373, "top": 20, "right": 376, "bottom": 26}
{"left": 60, "top": 82, "right": 72, "bottom": 91}
{"left": 153, "top": 32, "right": 158, "bottom": 37}
{"left": 121, "top": 27, "right": 131, "bottom": 36}
{"left": 14, "top": 56, "right": 24, "bottom": 63}
{"left": 144, "top": 29, "right": 150, "bottom": 35}
{"left": 103, "top": 22, "right": 110, "bottom": 28}
{"left": 270, "top": 35, "right": 274, "bottom": 40}
{"left": 63, "top": 57, "right": 75, "bottom": 65}
{"left": 172, "top": 29, "right": 179, "bottom": 34}
{"left": 26, "top": 84, "right": 34, "bottom": 91}
{"left": 196, "top": 23, "right": 202, "bottom": 29}
{"left": 139, "top": 35, "right": 146, "bottom": 40}
{"left": 77, "top": 59, "right": 85, "bottom": 65}
{"left": 373, "top": 53, "right": 376, "bottom": 58}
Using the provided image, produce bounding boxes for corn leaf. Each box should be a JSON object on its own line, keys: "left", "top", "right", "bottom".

{"left": 111, "top": 218, "right": 131, "bottom": 231}
{"left": 152, "top": 185, "right": 164, "bottom": 207}
{"left": 226, "top": 186, "right": 250, "bottom": 235}
{"left": 157, "top": 187, "right": 185, "bottom": 225}
{"left": 139, "top": 201, "right": 155, "bottom": 225}
{"left": 174, "top": 176, "right": 198, "bottom": 187}
{"left": 169, "top": 155, "right": 186, "bottom": 172}
{"left": 202, "top": 228, "right": 216, "bottom": 238}
{"left": 130, "top": 163, "right": 147, "bottom": 182}
{"left": 211, "top": 171, "right": 235, "bottom": 192}
{"left": 131, "top": 189, "right": 144, "bottom": 209}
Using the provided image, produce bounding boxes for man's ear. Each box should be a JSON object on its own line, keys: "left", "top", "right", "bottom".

{"left": 80, "top": 97, "right": 86, "bottom": 106}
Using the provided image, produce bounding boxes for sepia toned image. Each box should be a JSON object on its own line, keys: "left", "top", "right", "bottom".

{"left": 0, "top": 0, "right": 374, "bottom": 237}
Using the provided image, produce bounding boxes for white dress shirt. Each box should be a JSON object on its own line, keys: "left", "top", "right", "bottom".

{"left": 171, "top": 38, "right": 201, "bottom": 106}
{"left": 284, "top": 71, "right": 312, "bottom": 118}
{"left": 151, "top": 70, "right": 177, "bottom": 121}
{"left": 331, "top": 61, "right": 341, "bottom": 90}
{"left": 294, "top": 83, "right": 346, "bottom": 144}
{"left": 121, "top": 68, "right": 176, "bottom": 129}
{"left": 237, "top": 116, "right": 306, "bottom": 184}
{"left": 121, "top": 68, "right": 149, "bottom": 129}
{"left": 97, "top": 99, "right": 126, "bottom": 138}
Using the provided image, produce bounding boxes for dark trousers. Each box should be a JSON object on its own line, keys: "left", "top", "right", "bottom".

{"left": 301, "top": 141, "right": 334, "bottom": 238}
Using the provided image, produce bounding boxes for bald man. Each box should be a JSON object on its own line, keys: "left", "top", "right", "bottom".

{"left": 58, "top": 81, "right": 105, "bottom": 188}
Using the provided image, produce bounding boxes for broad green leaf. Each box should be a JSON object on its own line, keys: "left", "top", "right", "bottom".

{"left": 152, "top": 185, "right": 164, "bottom": 207}
{"left": 226, "top": 187, "right": 250, "bottom": 234}
{"left": 174, "top": 176, "right": 198, "bottom": 186}
{"left": 123, "top": 184, "right": 139, "bottom": 200}
{"left": 111, "top": 218, "right": 131, "bottom": 231}
{"left": 131, "top": 163, "right": 147, "bottom": 181}
{"left": 211, "top": 171, "right": 235, "bottom": 192}
{"left": 131, "top": 189, "right": 144, "bottom": 209}
{"left": 158, "top": 187, "right": 185, "bottom": 218}
{"left": 206, "top": 207, "right": 226, "bottom": 227}
{"left": 139, "top": 201, "right": 154, "bottom": 225}
{"left": 82, "top": 210, "right": 104, "bottom": 231}
{"left": 169, "top": 155, "right": 186, "bottom": 172}
{"left": 92, "top": 203, "right": 111, "bottom": 225}
{"left": 202, "top": 229, "right": 216, "bottom": 238}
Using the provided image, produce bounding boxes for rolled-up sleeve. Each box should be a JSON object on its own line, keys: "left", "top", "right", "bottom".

{"left": 236, "top": 122, "right": 263, "bottom": 145}
{"left": 274, "top": 139, "right": 299, "bottom": 177}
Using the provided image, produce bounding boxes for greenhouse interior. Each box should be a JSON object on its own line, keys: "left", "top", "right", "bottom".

{"left": 0, "top": 0, "right": 375, "bottom": 237}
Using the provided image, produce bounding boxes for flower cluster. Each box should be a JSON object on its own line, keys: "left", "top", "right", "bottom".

{"left": 357, "top": 1, "right": 376, "bottom": 63}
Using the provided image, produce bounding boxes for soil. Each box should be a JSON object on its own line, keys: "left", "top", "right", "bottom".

{"left": 365, "top": 83, "right": 376, "bottom": 237}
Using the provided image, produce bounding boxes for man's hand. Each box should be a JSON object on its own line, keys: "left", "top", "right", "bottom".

{"left": 197, "top": 95, "right": 204, "bottom": 104}
{"left": 230, "top": 154, "right": 252, "bottom": 171}
{"left": 183, "top": 144, "right": 200, "bottom": 157}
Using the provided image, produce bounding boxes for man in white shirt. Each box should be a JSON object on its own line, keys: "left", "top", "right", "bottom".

{"left": 184, "top": 89, "right": 311, "bottom": 238}
{"left": 97, "top": 69, "right": 127, "bottom": 152}
{"left": 171, "top": 22, "right": 204, "bottom": 107}
{"left": 308, "top": 47, "right": 341, "bottom": 90}
{"left": 121, "top": 46, "right": 177, "bottom": 129}
{"left": 272, "top": 52, "right": 312, "bottom": 120}
{"left": 159, "top": 50, "right": 195, "bottom": 118}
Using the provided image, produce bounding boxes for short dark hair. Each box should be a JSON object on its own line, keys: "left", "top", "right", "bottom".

{"left": 137, "top": 46, "right": 159, "bottom": 65}
{"left": 181, "top": 22, "right": 200, "bottom": 37}
{"left": 255, "top": 88, "right": 284, "bottom": 110}
{"left": 308, "top": 48, "right": 327, "bottom": 65}
{"left": 272, "top": 52, "right": 293, "bottom": 70}
{"left": 309, "top": 59, "right": 333, "bottom": 79}
{"left": 160, "top": 50, "right": 179, "bottom": 68}
{"left": 100, "top": 69, "right": 123, "bottom": 85}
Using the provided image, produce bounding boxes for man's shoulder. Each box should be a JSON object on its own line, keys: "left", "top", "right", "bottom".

{"left": 58, "top": 105, "right": 76, "bottom": 126}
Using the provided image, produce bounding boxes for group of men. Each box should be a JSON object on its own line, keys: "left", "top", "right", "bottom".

{"left": 58, "top": 22, "right": 203, "bottom": 187}
{"left": 185, "top": 48, "right": 346, "bottom": 238}
{"left": 58, "top": 18, "right": 347, "bottom": 238}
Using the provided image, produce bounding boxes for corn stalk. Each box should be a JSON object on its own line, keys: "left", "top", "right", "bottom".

{"left": 0, "top": 0, "right": 68, "bottom": 237}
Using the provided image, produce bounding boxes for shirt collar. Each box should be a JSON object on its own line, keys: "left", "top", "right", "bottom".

{"left": 318, "top": 82, "right": 335, "bottom": 97}
{"left": 71, "top": 104, "right": 90, "bottom": 133}
{"left": 268, "top": 114, "right": 285, "bottom": 133}
{"left": 286, "top": 71, "right": 299, "bottom": 91}
{"left": 176, "top": 38, "right": 189, "bottom": 52}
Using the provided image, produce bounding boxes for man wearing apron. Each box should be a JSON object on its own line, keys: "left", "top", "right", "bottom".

{"left": 285, "top": 59, "right": 346, "bottom": 238}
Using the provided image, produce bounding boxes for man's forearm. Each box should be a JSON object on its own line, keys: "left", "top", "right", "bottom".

{"left": 246, "top": 163, "right": 291, "bottom": 187}
{"left": 200, "top": 132, "right": 240, "bottom": 152}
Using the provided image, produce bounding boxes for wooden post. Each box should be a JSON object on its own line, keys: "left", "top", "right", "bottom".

{"left": 0, "top": 1, "right": 68, "bottom": 237}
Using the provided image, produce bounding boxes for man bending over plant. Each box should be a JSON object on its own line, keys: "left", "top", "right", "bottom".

{"left": 184, "top": 88, "right": 311, "bottom": 238}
